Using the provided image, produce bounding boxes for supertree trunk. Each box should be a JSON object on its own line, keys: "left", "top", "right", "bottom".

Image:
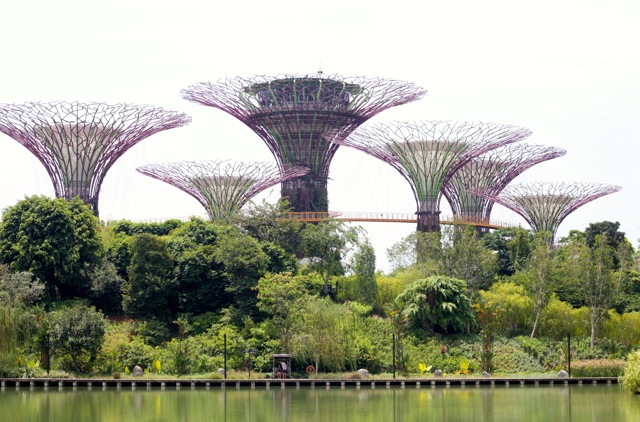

{"left": 416, "top": 199, "right": 441, "bottom": 232}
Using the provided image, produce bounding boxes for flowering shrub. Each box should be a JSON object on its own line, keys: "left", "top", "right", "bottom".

{"left": 570, "top": 359, "right": 625, "bottom": 377}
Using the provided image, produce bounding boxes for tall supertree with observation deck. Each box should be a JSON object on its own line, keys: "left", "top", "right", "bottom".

{"left": 336, "top": 120, "right": 532, "bottom": 232}
{"left": 443, "top": 143, "right": 566, "bottom": 234}
{"left": 471, "top": 182, "right": 622, "bottom": 241}
{"left": 136, "top": 160, "right": 310, "bottom": 221}
{"left": 180, "top": 73, "right": 427, "bottom": 212}
{"left": 0, "top": 101, "right": 191, "bottom": 216}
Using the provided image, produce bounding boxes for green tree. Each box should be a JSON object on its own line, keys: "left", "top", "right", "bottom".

{"left": 173, "top": 244, "right": 229, "bottom": 315}
{"left": 0, "top": 196, "right": 101, "bottom": 299}
{"left": 352, "top": 240, "right": 378, "bottom": 306}
{"left": 166, "top": 219, "right": 229, "bottom": 315}
{"left": 387, "top": 231, "right": 441, "bottom": 275}
{"left": 233, "top": 199, "right": 303, "bottom": 256}
{"left": 48, "top": 303, "right": 107, "bottom": 373}
{"left": 482, "top": 227, "right": 532, "bottom": 276}
{"left": 562, "top": 234, "right": 619, "bottom": 347}
{"left": 508, "top": 229, "right": 533, "bottom": 271}
{"left": 109, "top": 219, "right": 182, "bottom": 237}
{"left": 300, "top": 220, "right": 362, "bottom": 296}
{"left": 88, "top": 259, "right": 124, "bottom": 315}
{"left": 290, "top": 297, "right": 356, "bottom": 372}
{"left": 259, "top": 241, "right": 298, "bottom": 274}
{"left": 396, "top": 275, "right": 474, "bottom": 334}
{"left": 257, "top": 272, "right": 310, "bottom": 352}
{"left": 584, "top": 221, "right": 632, "bottom": 270}
{"left": 102, "top": 231, "right": 132, "bottom": 279}
{"left": 0, "top": 266, "right": 45, "bottom": 305}
{"left": 441, "top": 225, "right": 498, "bottom": 295}
{"left": 513, "top": 233, "right": 557, "bottom": 338}
{"left": 123, "top": 233, "right": 177, "bottom": 320}
{"left": 214, "top": 226, "right": 269, "bottom": 316}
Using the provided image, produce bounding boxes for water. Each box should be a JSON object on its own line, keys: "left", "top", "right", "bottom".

{"left": 1, "top": 384, "right": 638, "bottom": 422}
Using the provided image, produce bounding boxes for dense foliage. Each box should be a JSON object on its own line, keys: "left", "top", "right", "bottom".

{"left": 0, "top": 195, "right": 639, "bottom": 380}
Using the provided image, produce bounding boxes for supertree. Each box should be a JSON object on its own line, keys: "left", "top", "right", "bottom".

{"left": 136, "top": 160, "right": 310, "bottom": 221}
{"left": 180, "top": 73, "right": 427, "bottom": 212}
{"left": 443, "top": 143, "right": 566, "bottom": 234}
{"left": 471, "top": 182, "right": 622, "bottom": 240}
{"left": 336, "top": 120, "right": 532, "bottom": 232}
{"left": 0, "top": 101, "right": 191, "bottom": 216}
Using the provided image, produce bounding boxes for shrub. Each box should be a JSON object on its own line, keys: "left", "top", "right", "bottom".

{"left": 491, "top": 338, "right": 542, "bottom": 374}
{"left": 601, "top": 311, "right": 640, "bottom": 351}
{"left": 48, "top": 303, "right": 107, "bottom": 374}
{"left": 479, "top": 282, "right": 533, "bottom": 336}
{"left": 515, "top": 336, "right": 564, "bottom": 371}
{"left": 405, "top": 337, "right": 480, "bottom": 375}
{"left": 119, "top": 338, "right": 160, "bottom": 371}
{"left": 97, "top": 321, "right": 135, "bottom": 374}
{"left": 571, "top": 359, "right": 625, "bottom": 377}
{"left": 621, "top": 350, "right": 640, "bottom": 393}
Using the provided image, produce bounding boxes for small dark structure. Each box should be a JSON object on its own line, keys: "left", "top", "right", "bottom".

{"left": 272, "top": 354, "right": 292, "bottom": 379}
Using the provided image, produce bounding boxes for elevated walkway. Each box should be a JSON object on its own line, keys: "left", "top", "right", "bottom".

{"left": 277, "top": 212, "right": 518, "bottom": 229}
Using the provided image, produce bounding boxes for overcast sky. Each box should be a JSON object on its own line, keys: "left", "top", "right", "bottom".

{"left": 1, "top": 0, "right": 638, "bottom": 273}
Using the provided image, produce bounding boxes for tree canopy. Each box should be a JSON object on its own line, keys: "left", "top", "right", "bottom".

{"left": 0, "top": 196, "right": 101, "bottom": 299}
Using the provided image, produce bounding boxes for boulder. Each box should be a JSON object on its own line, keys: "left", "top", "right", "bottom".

{"left": 481, "top": 371, "right": 491, "bottom": 378}
{"left": 357, "top": 369, "right": 370, "bottom": 378}
{"left": 133, "top": 365, "right": 144, "bottom": 377}
{"left": 217, "top": 368, "right": 226, "bottom": 377}
{"left": 434, "top": 369, "right": 443, "bottom": 378}
{"left": 557, "top": 370, "right": 569, "bottom": 378}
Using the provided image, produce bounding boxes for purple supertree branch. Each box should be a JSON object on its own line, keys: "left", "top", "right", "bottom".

{"left": 136, "top": 160, "right": 310, "bottom": 221}
{"left": 443, "top": 143, "right": 566, "bottom": 217}
{"left": 0, "top": 101, "right": 191, "bottom": 215}
{"left": 471, "top": 182, "right": 622, "bottom": 240}
{"left": 180, "top": 73, "right": 427, "bottom": 212}
{"left": 181, "top": 73, "right": 427, "bottom": 124}
{"left": 336, "top": 120, "right": 532, "bottom": 231}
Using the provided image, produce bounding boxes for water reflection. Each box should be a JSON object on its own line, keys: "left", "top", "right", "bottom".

{"left": 1, "top": 384, "right": 638, "bottom": 422}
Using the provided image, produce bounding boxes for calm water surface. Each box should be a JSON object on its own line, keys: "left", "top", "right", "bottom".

{"left": 1, "top": 384, "right": 638, "bottom": 422}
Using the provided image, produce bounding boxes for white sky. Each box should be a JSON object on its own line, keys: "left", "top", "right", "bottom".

{"left": 1, "top": 0, "right": 639, "bottom": 273}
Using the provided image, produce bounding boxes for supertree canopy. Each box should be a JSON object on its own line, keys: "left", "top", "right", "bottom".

{"left": 337, "top": 120, "right": 533, "bottom": 232}
{"left": 0, "top": 101, "right": 191, "bottom": 216}
{"left": 136, "top": 160, "right": 310, "bottom": 221}
{"left": 471, "top": 182, "right": 622, "bottom": 240}
{"left": 180, "top": 73, "right": 427, "bottom": 212}
{"left": 443, "top": 143, "right": 566, "bottom": 228}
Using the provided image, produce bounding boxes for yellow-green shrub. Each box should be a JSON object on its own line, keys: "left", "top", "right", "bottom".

{"left": 601, "top": 311, "right": 640, "bottom": 349}
{"left": 538, "top": 298, "right": 589, "bottom": 340}
{"left": 621, "top": 350, "right": 640, "bottom": 393}
{"left": 479, "top": 282, "right": 533, "bottom": 336}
